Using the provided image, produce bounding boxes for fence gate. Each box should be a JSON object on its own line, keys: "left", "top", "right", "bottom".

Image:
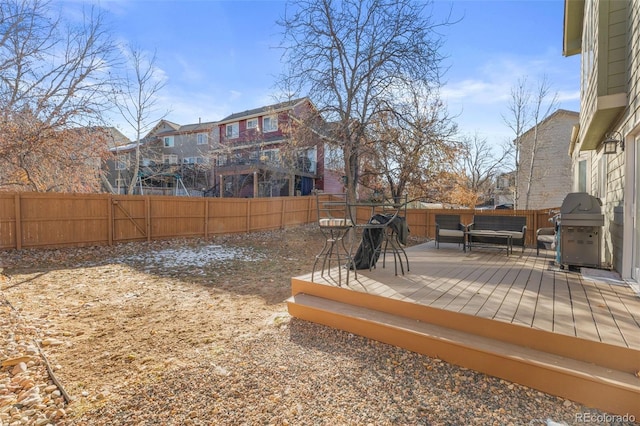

{"left": 111, "top": 198, "right": 149, "bottom": 243}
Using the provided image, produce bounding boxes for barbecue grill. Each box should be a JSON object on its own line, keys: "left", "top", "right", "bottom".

{"left": 557, "top": 192, "right": 604, "bottom": 269}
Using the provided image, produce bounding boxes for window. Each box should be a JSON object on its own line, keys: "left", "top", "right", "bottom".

{"left": 142, "top": 157, "right": 152, "bottom": 166}
{"left": 182, "top": 156, "right": 207, "bottom": 164}
{"left": 115, "top": 155, "right": 128, "bottom": 170}
{"left": 578, "top": 159, "right": 587, "bottom": 193}
{"left": 226, "top": 123, "right": 239, "bottom": 138}
{"left": 197, "top": 133, "right": 208, "bottom": 145}
{"left": 247, "top": 119, "right": 258, "bottom": 129}
{"left": 305, "top": 147, "right": 317, "bottom": 173}
{"left": 259, "top": 149, "right": 280, "bottom": 165}
{"left": 597, "top": 155, "right": 607, "bottom": 200}
{"left": 217, "top": 154, "right": 228, "bottom": 166}
{"left": 163, "top": 154, "right": 178, "bottom": 164}
{"left": 262, "top": 115, "right": 278, "bottom": 132}
{"left": 163, "top": 136, "right": 174, "bottom": 147}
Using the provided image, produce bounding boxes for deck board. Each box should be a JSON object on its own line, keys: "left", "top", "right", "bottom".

{"left": 532, "top": 261, "right": 556, "bottom": 333}
{"left": 595, "top": 281, "right": 640, "bottom": 348}
{"left": 493, "top": 261, "right": 534, "bottom": 323}
{"left": 303, "top": 243, "right": 640, "bottom": 350}
{"left": 458, "top": 256, "right": 512, "bottom": 316}
{"left": 581, "top": 279, "right": 629, "bottom": 347}
{"left": 566, "top": 276, "right": 601, "bottom": 342}
{"left": 511, "top": 259, "right": 542, "bottom": 328}
{"left": 553, "top": 272, "right": 577, "bottom": 337}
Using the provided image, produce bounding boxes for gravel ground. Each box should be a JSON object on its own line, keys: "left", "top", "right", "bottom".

{"left": 0, "top": 225, "right": 636, "bottom": 426}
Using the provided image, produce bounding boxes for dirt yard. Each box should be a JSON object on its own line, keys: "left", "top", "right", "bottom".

{"left": 0, "top": 226, "right": 328, "bottom": 402}
{"left": 0, "top": 226, "right": 616, "bottom": 425}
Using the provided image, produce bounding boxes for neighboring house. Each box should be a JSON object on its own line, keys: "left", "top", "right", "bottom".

{"left": 104, "top": 120, "right": 218, "bottom": 195}
{"left": 103, "top": 98, "right": 342, "bottom": 198}
{"left": 516, "top": 109, "right": 579, "bottom": 210}
{"left": 563, "top": 0, "right": 639, "bottom": 283}
{"left": 493, "top": 171, "right": 516, "bottom": 208}
{"left": 105, "top": 137, "right": 155, "bottom": 194}
{"left": 144, "top": 119, "right": 218, "bottom": 196}
{"left": 213, "top": 98, "right": 327, "bottom": 198}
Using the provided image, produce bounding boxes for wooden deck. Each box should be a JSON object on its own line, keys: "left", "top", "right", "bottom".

{"left": 288, "top": 242, "right": 640, "bottom": 418}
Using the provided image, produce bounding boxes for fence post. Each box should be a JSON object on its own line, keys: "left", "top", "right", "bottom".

{"left": 204, "top": 198, "right": 209, "bottom": 238}
{"left": 14, "top": 193, "right": 21, "bottom": 250}
{"left": 145, "top": 196, "right": 151, "bottom": 242}
{"left": 107, "top": 195, "right": 113, "bottom": 246}
{"left": 280, "top": 198, "right": 286, "bottom": 229}
{"left": 246, "top": 199, "right": 251, "bottom": 233}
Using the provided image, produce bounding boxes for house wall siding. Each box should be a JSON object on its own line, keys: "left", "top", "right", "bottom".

{"left": 172, "top": 131, "right": 215, "bottom": 160}
{"left": 568, "top": 0, "right": 639, "bottom": 274}
{"left": 579, "top": 0, "right": 598, "bottom": 146}
{"left": 605, "top": 1, "right": 627, "bottom": 94}
{"left": 517, "top": 111, "right": 578, "bottom": 210}
{"left": 610, "top": 0, "right": 640, "bottom": 273}
{"left": 624, "top": 1, "right": 640, "bottom": 132}
{"left": 584, "top": 0, "right": 638, "bottom": 272}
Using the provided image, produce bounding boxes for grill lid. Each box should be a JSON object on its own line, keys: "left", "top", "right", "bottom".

{"left": 560, "top": 192, "right": 602, "bottom": 215}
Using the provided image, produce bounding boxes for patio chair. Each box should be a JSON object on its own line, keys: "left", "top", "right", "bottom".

{"left": 312, "top": 193, "right": 356, "bottom": 286}
{"left": 536, "top": 227, "right": 556, "bottom": 256}
{"left": 435, "top": 214, "right": 466, "bottom": 251}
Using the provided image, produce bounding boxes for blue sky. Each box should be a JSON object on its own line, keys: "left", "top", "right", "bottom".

{"left": 61, "top": 0, "right": 580, "bottom": 145}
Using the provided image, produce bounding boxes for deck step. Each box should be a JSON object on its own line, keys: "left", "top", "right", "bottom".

{"left": 287, "top": 293, "right": 640, "bottom": 419}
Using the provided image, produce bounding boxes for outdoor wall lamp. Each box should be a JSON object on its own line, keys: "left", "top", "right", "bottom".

{"left": 602, "top": 131, "right": 624, "bottom": 155}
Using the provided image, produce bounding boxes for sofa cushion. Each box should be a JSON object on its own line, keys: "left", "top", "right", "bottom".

{"left": 439, "top": 229, "right": 464, "bottom": 237}
{"left": 537, "top": 235, "right": 555, "bottom": 244}
{"left": 499, "top": 230, "right": 524, "bottom": 240}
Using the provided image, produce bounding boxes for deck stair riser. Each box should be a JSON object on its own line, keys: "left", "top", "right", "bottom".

{"left": 290, "top": 279, "right": 639, "bottom": 373}
{"left": 287, "top": 284, "right": 640, "bottom": 419}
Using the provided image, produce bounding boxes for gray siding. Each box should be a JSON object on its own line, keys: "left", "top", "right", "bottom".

{"left": 517, "top": 111, "right": 578, "bottom": 210}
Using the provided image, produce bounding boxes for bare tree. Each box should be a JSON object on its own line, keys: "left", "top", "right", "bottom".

{"left": 278, "top": 0, "right": 450, "bottom": 202}
{"left": 502, "top": 76, "right": 558, "bottom": 209}
{"left": 365, "top": 83, "right": 458, "bottom": 202}
{"left": 521, "top": 77, "right": 558, "bottom": 209}
{"left": 111, "top": 46, "right": 168, "bottom": 195}
{"left": 502, "top": 77, "right": 530, "bottom": 209}
{"left": 0, "top": 0, "right": 118, "bottom": 192}
{"left": 451, "top": 133, "right": 512, "bottom": 208}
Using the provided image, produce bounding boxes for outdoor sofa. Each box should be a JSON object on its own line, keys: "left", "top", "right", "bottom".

{"left": 467, "top": 215, "right": 527, "bottom": 254}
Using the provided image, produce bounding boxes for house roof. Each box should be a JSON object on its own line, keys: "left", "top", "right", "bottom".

{"left": 144, "top": 119, "right": 217, "bottom": 139}
{"left": 179, "top": 121, "right": 218, "bottom": 132}
{"left": 104, "top": 127, "right": 131, "bottom": 148}
{"left": 109, "top": 138, "right": 155, "bottom": 153}
{"left": 218, "top": 98, "right": 309, "bottom": 123}
{"left": 138, "top": 98, "right": 313, "bottom": 140}
{"left": 67, "top": 126, "right": 130, "bottom": 149}
{"left": 520, "top": 109, "right": 579, "bottom": 140}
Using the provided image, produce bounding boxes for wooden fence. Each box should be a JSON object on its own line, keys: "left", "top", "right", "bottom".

{"left": 0, "top": 192, "right": 557, "bottom": 250}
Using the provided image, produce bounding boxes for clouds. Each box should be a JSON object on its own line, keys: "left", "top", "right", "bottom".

{"left": 441, "top": 49, "right": 580, "bottom": 143}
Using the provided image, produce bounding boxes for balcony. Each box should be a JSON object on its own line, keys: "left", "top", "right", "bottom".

{"left": 216, "top": 156, "right": 317, "bottom": 177}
